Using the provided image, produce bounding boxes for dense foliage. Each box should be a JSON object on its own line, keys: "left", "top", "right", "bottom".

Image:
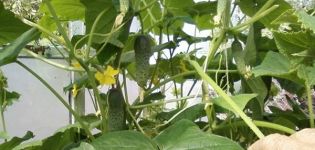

{"left": 0, "top": 0, "right": 315, "bottom": 149}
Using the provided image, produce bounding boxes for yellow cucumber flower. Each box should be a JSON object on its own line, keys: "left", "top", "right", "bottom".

{"left": 72, "top": 84, "right": 79, "bottom": 97}
{"left": 95, "top": 66, "right": 119, "bottom": 85}
{"left": 71, "top": 60, "right": 82, "bottom": 69}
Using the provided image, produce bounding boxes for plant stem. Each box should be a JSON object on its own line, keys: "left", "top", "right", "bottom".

{"left": 132, "top": 69, "right": 238, "bottom": 105}
{"left": 126, "top": 106, "right": 145, "bottom": 134}
{"left": 0, "top": 108, "right": 7, "bottom": 142}
{"left": 204, "top": 30, "right": 226, "bottom": 69}
{"left": 188, "top": 59, "right": 264, "bottom": 139}
{"left": 86, "top": 10, "right": 106, "bottom": 60}
{"left": 0, "top": 104, "right": 7, "bottom": 135}
{"left": 130, "top": 95, "right": 201, "bottom": 109}
{"left": 136, "top": 0, "right": 158, "bottom": 13}
{"left": 23, "top": 50, "right": 84, "bottom": 72}
{"left": 16, "top": 61, "right": 94, "bottom": 140}
{"left": 21, "top": 18, "right": 66, "bottom": 47}
{"left": 306, "top": 83, "right": 314, "bottom": 128}
{"left": 252, "top": 121, "right": 295, "bottom": 134}
{"left": 48, "top": 38, "right": 67, "bottom": 61}
{"left": 256, "top": 0, "right": 276, "bottom": 15}
{"left": 186, "top": 80, "right": 197, "bottom": 96}
{"left": 137, "top": 13, "right": 145, "bottom": 34}
{"left": 87, "top": 21, "right": 126, "bottom": 63}
{"left": 203, "top": 0, "right": 231, "bottom": 71}
{"left": 44, "top": 0, "right": 73, "bottom": 52}
{"left": 140, "top": 0, "right": 157, "bottom": 23}
{"left": 148, "top": 27, "right": 163, "bottom": 89}
{"left": 87, "top": 89, "right": 98, "bottom": 111}
{"left": 213, "top": 120, "right": 295, "bottom": 135}
{"left": 44, "top": 0, "right": 109, "bottom": 131}
{"left": 86, "top": 70, "right": 107, "bottom": 132}
{"left": 0, "top": 86, "right": 6, "bottom": 131}
{"left": 229, "top": 5, "right": 279, "bottom": 33}
{"left": 122, "top": 70, "right": 129, "bottom": 104}
{"left": 0, "top": 110, "right": 6, "bottom": 133}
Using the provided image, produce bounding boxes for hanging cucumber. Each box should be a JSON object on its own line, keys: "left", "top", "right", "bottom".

{"left": 107, "top": 88, "right": 126, "bottom": 131}
{"left": 134, "top": 35, "right": 152, "bottom": 88}
{"left": 231, "top": 38, "right": 246, "bottom": 75}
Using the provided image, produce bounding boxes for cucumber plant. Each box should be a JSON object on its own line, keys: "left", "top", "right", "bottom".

{"left": 0, "top": 0, "right": 314, "bottom": 149}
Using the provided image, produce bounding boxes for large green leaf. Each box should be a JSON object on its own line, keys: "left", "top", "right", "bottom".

{"left": 185, "top": 1, "right": 217, "bottom": 30}
{"left": 0, "top": 3, "right": 30, "bottom": 44}
{"left": 112, "top": 0, "right": 129, "bottom": 14}
{"left": 81, "top": 0, "right": 133, "bottom": 64}
{"left": 165, "top": 0, "right": 194, "bottom": 17}
{"left": 273, "top": 31, "right": 312, "bottom": 55}
{"left": 38, "top": 15, "right": 57, "bottom": 32}
{"left": 193, "top": 15, "right": 216, "bottom": 30}
{"left": 15, "top": 125, "right": 82, "bottom": 150}
{"left": 40, "top": 126, "right": 81, "bottom": 150}
{"left": 38, "top": 0, "right": 85, "bottom": 31}
{"left": 171, "top": 104, "right": 206, "bottom": 124}
{"left": 212, "top": 94, "right": 257, "bottom": 113}
{"left": 244, "top": 78, "right": 268, "bottom": 101}
{"left": 13, "top": 140, "right": 42, "bottom": 150}
{"left": 80, "top": 0, "right": 117, "bottom": 43}
{"left": 297, "top": 64, "right": 315, "bottom": 86}
{"left": 272, "top": 31, "right": 315, "bottom": 65}
{"left": 91, "top": 131, "right": 157, "bottom": 150}
{"left": 252, "top": 51, "right": 303, "bottom": 84}
{"left": 243, "top": 26, "right": 256, "bottom": 65}
{"left": 40, "top": 0, "right": 85, "bottom": 20}
{"left": 137, "top": 0, "right": 163, "bottom": 34}
{"left": 253, "top": 51, "right": 291, "bottom": 76}
{"left": 271, "top": 9, "right": 299, "bottom": 26}
{"left": 71, "top": 142, "right": 95, "bottom": 150}
{"left": 238, "top": 0, "right": 291, "bottom": 28}
{"left": 136, "top": 0, "right": 191, "bottom": 34}
{"left": 154, "top": 120, "right": 243, "bottom": 150}
{"left": 0, "top": 131, "right": 34, "bottom": 150}
{"left": 0, "top": 27, "right": 40, "bottom": 66}
{"left": 186, "top": 1, "right": 217, "bottom": 17}
{"left": 296, "top": 10, "right": 315, "bottom": 33}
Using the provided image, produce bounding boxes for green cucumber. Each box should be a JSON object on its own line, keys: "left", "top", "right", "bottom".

{"left": 107, "top": 88, "right": 126, "bottom": 131}
{"left": 231, "top": 39, "right": 246, "bottom": 75}
{"left": 134, "top": 35, "right": 152, "bottom": 88}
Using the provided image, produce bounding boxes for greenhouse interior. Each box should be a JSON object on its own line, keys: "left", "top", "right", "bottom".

{"left": 1, "top": 0, "right": 315, "bottom": 149}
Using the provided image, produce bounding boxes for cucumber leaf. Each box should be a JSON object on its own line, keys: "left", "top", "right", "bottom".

{"left": 154, "top": 120, "right": 244, "bottom": 150}
{"left": 0, "top": 27, "right": 40, "bottom": 66}
{"left": 0, "top": 3, "right": 31, "bottom": 44}
{"left": 91, "top": 131, "right": 157, "bottom": 150}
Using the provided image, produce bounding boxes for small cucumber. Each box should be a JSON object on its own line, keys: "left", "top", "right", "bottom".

{"left": 134, "top": 35, "right": 152, "bottom": 88}
{"left": 107, "top": 88, "right": 126, "bottom": 131}
{"left": 232, "top": 39, "right": 246, "bottom": 75}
